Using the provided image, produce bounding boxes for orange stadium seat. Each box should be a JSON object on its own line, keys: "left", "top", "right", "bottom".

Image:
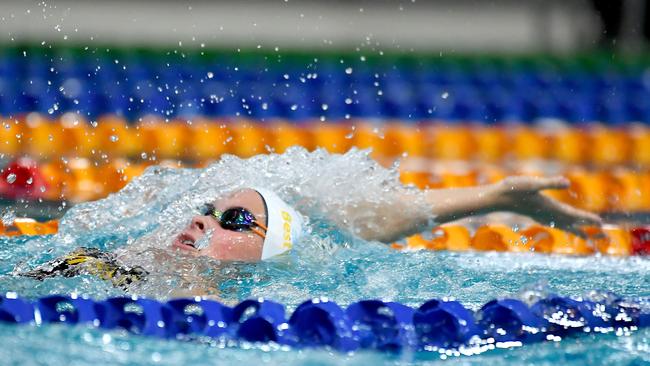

{"left": 229, "top": 120, "right": 271, "bottom": 157}
{"left": 352, "top": 122, "right": 391, "bottom": 158}
{"left": 631, "top": 126, "right": 650, "bottom": 166}
{"left": 59, "top": 113, "right": 100, "bottom": 158}
{"left": 474, "top": 126, "right": 507, "bottom": 162}
{"left": 512, "top": 127, "right": 551, "bottom": 160}
{"left": 270, "top": 121, "right": 313, "bottom": 153}
{"left": 552, "top": 128, "right": 587, "bottom": 165}
{"left": 0, "top": 118, "right": 24, "bottom": 155}
{"left": 430, "top": 125, "right": 474, "bottom": 160}
{"left": 384, "top": 124, "right": 426, "bottom": 158}
{"left": 607, "top": 169, "right": 650, "bottom": 212}
{"left": 137, "top": 116, "right": 191, "bottom": 160}
{"left": 589, "top": 127, "right": 631, "bottom": 165}
{"left": 96, "top": 115, "right": 143, "bottom": 158}
{"left": 311, "top": 122, "right": 353, "bottom": 154}
{"left": 23, "top": 113, "right": 65, "bottom": 159}
{"left": 188, "top": 118, "right": 232, "bottom": 160}
{"left": 399, "top": 171, "right": 437, "bottom": 189}
{"left": 563, "top": 170, "right": 610, "bottom": 212}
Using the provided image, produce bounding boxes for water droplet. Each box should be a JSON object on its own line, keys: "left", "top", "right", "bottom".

{"left": 261, "top": 103, "right": 268, "bottom": 110}
{"left": 290, "top": 104, "right": 298, "bottom": 111}
{"left": 151, "top": 352, "right": 162, "bottom": 363}
{"left": 194, "top": 229, "right": 214, "bottom": 250}
{"left": 141, "top": 152, "right": 148, "bottom": 159}
{"left": 110, "top": 135, "right": 119, "bottom": 142}
{"left": 1, "top": 209, "right": 15, "bottom": 226}
{"left": 345, "top": 67, "right": 353, "bottom": 75}
{"left": 207, "top": 72, "right": 214, "bottom": 79}
{"left": 26, "top": 177, "right": 33, "bottom": 185}
{"left": 6, "top": 173, "right": 16, "bottom": 184}
{"left": 345, "top": 98, "right": 353, "bottom": 105}
{"left": 321, "top": 104, "right": 329, "bottom": 111}
{"left": 441, "top": 91, "right": 449, "bottom": 99}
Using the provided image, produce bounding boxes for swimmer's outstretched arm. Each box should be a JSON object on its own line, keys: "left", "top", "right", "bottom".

{"left": 350, "top": 176, "right": 602, "bottom": 243}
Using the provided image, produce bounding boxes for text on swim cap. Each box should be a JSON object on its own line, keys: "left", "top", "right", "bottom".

{"left": 281, "top": 210, "right": 292, "bottom": 249}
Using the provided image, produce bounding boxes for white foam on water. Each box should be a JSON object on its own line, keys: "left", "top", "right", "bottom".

{"left": 0, "top": 148, "right": 647, "bottom": 309}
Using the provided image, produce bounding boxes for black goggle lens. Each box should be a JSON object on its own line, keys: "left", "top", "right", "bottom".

{"left": 221, "top": 207, "right": 256, "bottom": 231}
{"left": 200, "top": 204, "right": 257, "bottom": 232}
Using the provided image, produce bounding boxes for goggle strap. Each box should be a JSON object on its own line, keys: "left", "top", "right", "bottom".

{"left": 255, "top": 221, "right": 268, "bottom": 231}
{"left": 209, "top": 209, "right": 222, "bottom": 221}
{"left": 250, "top": 226, "right": 266, "bottom": 239}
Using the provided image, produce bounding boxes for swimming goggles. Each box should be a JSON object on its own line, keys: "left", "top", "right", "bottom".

{"left": 200, "top": 203, "right": 267, "bottom": 239}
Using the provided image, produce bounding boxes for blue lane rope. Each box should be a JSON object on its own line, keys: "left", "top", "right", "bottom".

{"left": 0, "top": 293, "right": 648, "bottom": 352}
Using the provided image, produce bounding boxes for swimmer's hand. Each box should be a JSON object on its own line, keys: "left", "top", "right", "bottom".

{"left": 340, "top": 174, "right": 602, "bottom": 243}
{"left": 490, "top": 176, "right": 602, "bottom": 237}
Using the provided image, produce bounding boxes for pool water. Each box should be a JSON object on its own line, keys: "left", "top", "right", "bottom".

{"left": 2, "top": 323, "right": 648, "bottom": 365}
{"left": 0, "top": 148, "right": 649, "bottom": 365}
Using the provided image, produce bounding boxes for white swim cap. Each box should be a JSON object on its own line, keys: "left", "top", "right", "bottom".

{"left": 253, "top": 187, "right": 304, "bottom": 260}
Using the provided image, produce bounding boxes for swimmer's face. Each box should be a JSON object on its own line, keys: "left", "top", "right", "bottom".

{"left": 172, "top": 188, "right": 267, "bottom": 262}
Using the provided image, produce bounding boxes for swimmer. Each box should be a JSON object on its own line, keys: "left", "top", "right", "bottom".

{"left": 20, "top": 175, "right": 601, "bottom": 288}
{"left": 171, "top": 176, "right": 601, "bottom": 262}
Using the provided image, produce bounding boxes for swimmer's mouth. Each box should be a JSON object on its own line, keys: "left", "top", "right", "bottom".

{"left": 174, "top": 233, "right": 197, "bottom": 250}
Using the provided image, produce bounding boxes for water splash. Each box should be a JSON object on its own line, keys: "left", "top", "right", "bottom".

{"left": 194, "top": 229, "right": 214, "bottom": 250}
{"left": 0, "top": 148, "right": 647, "bottom": 310}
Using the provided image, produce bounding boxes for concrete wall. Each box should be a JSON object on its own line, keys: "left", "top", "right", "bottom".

{"left": 0, "top": 0, "right": 600, "bottom": 53}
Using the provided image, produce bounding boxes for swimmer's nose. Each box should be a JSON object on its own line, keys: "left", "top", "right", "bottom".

{"left": 191, "top": 216, "right": 208, "bottom": 232}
